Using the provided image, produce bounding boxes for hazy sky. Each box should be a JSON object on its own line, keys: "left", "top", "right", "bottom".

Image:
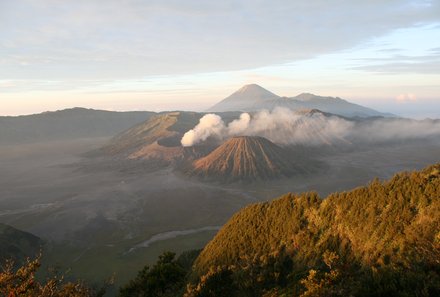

{"left": 1, "top": 0, "right": 440, "bottom": 117}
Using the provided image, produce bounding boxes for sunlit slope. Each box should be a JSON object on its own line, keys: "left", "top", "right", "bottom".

{"left": 194, "top": 163, "right": 440, "bottom": 273}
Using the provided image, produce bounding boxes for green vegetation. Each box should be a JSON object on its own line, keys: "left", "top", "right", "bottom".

{"left": 189, "top": 163, "right": 440, "bottom": 296}
{"left": 119, "top": 251, "right": 200, "bottom": 297}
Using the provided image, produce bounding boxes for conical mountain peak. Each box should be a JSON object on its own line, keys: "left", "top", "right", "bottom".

{"left": 188, "top": 136, "right": 301, "bottom": 182}
{"left": 236, "top": 84, "right": 273, "bottom": 93}
{"left": 207, "top": 84, "right": 280, "bottom": 112}
{"left": 233, "top": 84, "right": 279, "bottom": 97}
{"left": 208, "top": 85, "right": 386, "bottom": 117}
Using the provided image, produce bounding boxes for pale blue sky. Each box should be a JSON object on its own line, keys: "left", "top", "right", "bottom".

{"left": 1, "top": 0, "right": 439, "bottom": 117}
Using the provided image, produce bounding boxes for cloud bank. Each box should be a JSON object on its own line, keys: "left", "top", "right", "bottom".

{"left": 2, "top": 1, "right": 440, "bottom": 80}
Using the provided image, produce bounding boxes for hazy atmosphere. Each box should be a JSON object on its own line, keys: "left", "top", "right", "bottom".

{"left": 1, "top": 0, "right": 440, "bottom": 117}
{"left": 1, "top": 1, "right": 439, "bottom": 297}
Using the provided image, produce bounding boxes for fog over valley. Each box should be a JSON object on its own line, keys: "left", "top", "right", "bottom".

{"left": 1, "top": 1, "right": 439, "bottom": 295}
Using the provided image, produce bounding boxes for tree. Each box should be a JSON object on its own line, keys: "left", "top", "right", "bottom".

{"left": 0, "top": 255, "right": 97, "bottom": 297}
{"left": 184, "top": 266, "right": 236, "bottom": 297}
{"left": 119, "top": 252, "right": 186, "bottom": 297}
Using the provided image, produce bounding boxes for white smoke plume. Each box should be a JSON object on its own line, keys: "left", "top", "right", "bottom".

{"left": 181, "top": 108, "right": 352, "bottom": 146}
{"left": 181, "top": 114, "right": 225, "bottom": 147}
{"left": 181, "top": 108, "right": 440, "bottom": 147}
{"left": 241, "top": 108, "right": 353, "bottom": 145}
{"left": 227, "top": 112, "right": 251, "bottom": 135}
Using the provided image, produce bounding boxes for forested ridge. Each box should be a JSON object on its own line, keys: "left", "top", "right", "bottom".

{"left": 187, "top": 163, "right": 440, "bottom": 296}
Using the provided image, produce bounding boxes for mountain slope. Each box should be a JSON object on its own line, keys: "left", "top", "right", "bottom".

{"left": 100, "top": 111, "right": 213, "bottom": 163}
{"left": 291, "top": 93, "right": 386, "bottom": 117}
{"left": 0, "top": 223, "right": 43, "bottom": 264}
{"left": 101, "top": 112, "right": 185, "bottom": 155}
{"left": 189, "top": 136, "right": 308, "bottom": 182}
{"left": 208, "top": 84, "right": 387, "bottom": 117}
{"left": 208, "top": 84, "right": 281, "bottom": 112}
{"left": 0, "top": 108, "right": 155, "bottom": 145}
{"left": 190, "top": 163, "right": 440, "bottom": 295}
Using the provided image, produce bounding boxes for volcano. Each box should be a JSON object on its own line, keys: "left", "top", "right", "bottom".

{"left": 208, "top": 84, "right": 388, "bottom": 117}
{"left": 99, "top": 111, "right": 215, "bottom": 164}
{"left": 189, "top": 136, "right": 303, "bottom": 182}
{"left": 207, "top": 84, "right": 281, "bottom": 112}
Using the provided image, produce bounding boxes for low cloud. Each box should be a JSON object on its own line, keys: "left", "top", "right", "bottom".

{"left": 181, "top": 108, "right": 440, "bottom": 147}
{"left": 181, "top": 114, "right": 225, "bottom": 147}
{"left": 396, "top": 93, "right": 417, "bottom": 102}
{"left": 353, "top": 118, "right": 440, "bottom": 142}
{"left": 181, "top": 108, "right": 353, "bottom": 146}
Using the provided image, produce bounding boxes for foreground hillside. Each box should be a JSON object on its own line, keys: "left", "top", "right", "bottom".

{"left": 186, "top": 163, "right": 440, "bottom": 296}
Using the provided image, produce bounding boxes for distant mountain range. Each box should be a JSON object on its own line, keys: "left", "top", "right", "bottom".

{"left": 0, "top": 85, "right": 395, "bottom": 146}
{"left": 0, "top": 108, "right": 154, "bottom": 145}
{"left": 208, "top": 84, "right": 390, "bottom": 117}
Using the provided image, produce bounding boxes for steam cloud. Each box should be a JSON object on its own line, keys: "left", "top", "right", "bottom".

{"left": 181, "top": 108, "right": 353, "bottom": 146}
{"left": 181, "top": 108, "right": 440, "bottom": 147}
{"left": 181, "top": 114, "right": 226, "bottom": 147}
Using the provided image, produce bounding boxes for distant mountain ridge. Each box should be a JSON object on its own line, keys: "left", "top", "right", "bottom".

{"left": 208, "top": 84, "right": 388, "bottom": 117}
{"left": 0, "top": 108, "right": 155, "bottom": 145}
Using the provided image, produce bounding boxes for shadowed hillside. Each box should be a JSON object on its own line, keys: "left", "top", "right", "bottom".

{"left": 0, "top": 223, "right": 43, "bottom": 264}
